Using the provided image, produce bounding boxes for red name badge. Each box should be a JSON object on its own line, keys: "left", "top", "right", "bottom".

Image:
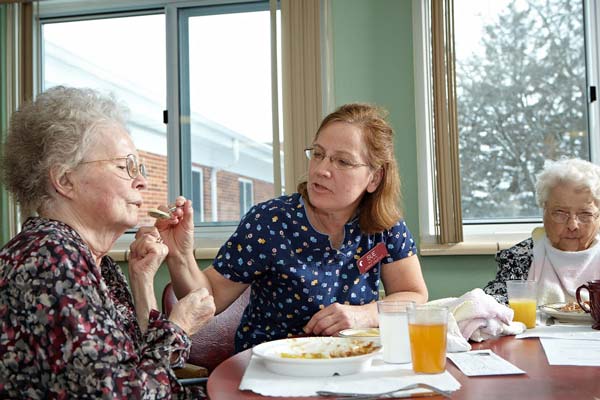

{"left": 357, "top": 242, "right": 389, "bottom": 274}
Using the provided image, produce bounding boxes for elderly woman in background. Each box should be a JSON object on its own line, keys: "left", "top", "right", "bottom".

{"left": 0, "top": 86, "right": 215, "bottom": 399}
{"left": 484, "top": 158, "right": 600, "bottom": 305}
{"left": 151, "top": 103, "right": 428, "bottom": 352}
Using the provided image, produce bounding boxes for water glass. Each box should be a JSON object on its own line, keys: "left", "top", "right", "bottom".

{"left": 377, "top": 300, "right": 415, "bottom": 364}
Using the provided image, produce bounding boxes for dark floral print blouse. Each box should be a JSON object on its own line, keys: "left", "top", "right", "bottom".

{"left": 0, "top": 217, "right": 203, "bottom": 399}
{"left": 483, "top": 238, "right": 534, "bottom": 305}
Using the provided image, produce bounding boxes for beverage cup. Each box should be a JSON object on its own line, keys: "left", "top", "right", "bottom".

{"left": 576, "top": 279, "right": 600, "bottom": 330}
{"left": 407, "top": 305, "right": 448, "bottom": 374}
{"left": 506, "top": 280, "right": 537, "bottom": 329}
{"left": 377, "top": 300, "right": 415, "bottom": 364}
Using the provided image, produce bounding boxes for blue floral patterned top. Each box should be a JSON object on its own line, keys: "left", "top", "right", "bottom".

{"left": 212, "top": 193, "right": 417, "bottom": 352}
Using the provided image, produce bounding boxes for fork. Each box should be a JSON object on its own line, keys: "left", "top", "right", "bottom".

{"left": 316, "top": 383, "right": 452, "bottom": 399}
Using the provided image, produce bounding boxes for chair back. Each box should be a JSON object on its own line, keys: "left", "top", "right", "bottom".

{"left": 161, "top": 282, "right": 251, "bottom": 373}
{"left": 531, "top": 226, "right": 545, "bottom": 241}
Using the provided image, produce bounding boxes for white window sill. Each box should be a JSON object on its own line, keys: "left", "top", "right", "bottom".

{"left": 109, "top": 225, "right": 539, "bottom": 259}
{"left": 419, "top": 223, "right": 539, "bottom": 256}
{"left": 108, "top": 230, "right": 226, "bottom": 262}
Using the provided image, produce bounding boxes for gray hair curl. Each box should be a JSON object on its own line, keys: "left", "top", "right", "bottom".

{"left": 0, "top": 86, "right": 128, "bottom": 214}
{"left": 535, "top": 158, "right": 600, "bottom": 208}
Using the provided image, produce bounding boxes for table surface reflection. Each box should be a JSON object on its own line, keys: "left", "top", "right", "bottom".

{"left": 207, "top": 335, "right": 600, "bottom": 400}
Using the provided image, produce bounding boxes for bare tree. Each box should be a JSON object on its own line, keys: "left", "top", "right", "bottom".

{"left": 457, "top": 0, "right": 587, "bottom": 220}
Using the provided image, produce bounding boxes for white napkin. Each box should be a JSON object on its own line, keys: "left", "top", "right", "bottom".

{"left": 239, "top": 354, "right": 461, "bottom": 397}
{"left": 428, "top": 288, "right": 526, "bottom": 352}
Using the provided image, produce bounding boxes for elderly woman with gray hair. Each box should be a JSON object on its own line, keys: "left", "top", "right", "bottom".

{"left": 484, "top": 158, "right": 600, "bottom": 305}
{"left": 0, "top": 86, "right": 215, "bottom": 399}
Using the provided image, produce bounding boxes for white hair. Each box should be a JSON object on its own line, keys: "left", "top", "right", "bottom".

{"left": 1, "top": 86, "right": 129, "bottom": 214}
{"left": 535, "top": 158, "right": 600, "bottom": 208}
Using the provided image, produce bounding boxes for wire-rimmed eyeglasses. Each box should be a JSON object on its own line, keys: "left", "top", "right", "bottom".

{"left": 304, "top": 147, "right": 370, "bottom": 170}
{"left": 80, "top": 153, "right": 147, "bottom": 179}
{"left": 546, "top": 209, "right": 600, "bottom": 224}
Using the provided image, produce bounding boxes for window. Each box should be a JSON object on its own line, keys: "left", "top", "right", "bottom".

{"left": 42, "top": 14, "right": 167, "bottom": 227}
{"left": 39, "top": 0, "right": 283, "bottom": 238}
{"left": 414, "top": 0, "right": 600, "bottom": 252}
{"left": 179, "top": 3, "right": 281, "bottom": 225}
{"left": 238, "top": 178, "right": 254, "bottom": 217}
{"left": 191, "top": 167, "right": 204, "bottom": 223}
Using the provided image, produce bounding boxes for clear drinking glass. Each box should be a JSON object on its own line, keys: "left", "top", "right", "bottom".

{"left": 377, "top": 300, "right": 415, "bottom": 364}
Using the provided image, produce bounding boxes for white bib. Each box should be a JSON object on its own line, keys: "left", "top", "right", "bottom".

{"left": 530, "top": 235, "right": 600, "bottom": 305}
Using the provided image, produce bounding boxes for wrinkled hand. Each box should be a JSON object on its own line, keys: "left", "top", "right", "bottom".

{"left": 169, "top": 287, "right": 216, "bottom": 336}
{"left": 152, "top": 196, "right": 195, "bottom": 260}
{"left": 303, "top": 303, "right": 375, "bottom": 336}
{"left": 129, "top": 227, "right": 168, "bottom": 279}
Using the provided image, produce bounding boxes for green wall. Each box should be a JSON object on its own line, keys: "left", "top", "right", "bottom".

{"left": 330, "top": 0, "right": 498, "bottom": 300}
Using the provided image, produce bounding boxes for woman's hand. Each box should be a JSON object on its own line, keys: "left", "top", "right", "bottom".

{"left": 128, "top": 227, "right": 169, "bottom": 332}
{"left": 129, "top": 227, "right": 169, "bottom": 279}
{"left": 153, "top": 196, "right": 195, "bottom": 261}
{"left": 303, "top": 302, "right": 378, "bottom": 336}
{"left": 169, "top": 287, "right": 216, "bottom": 336}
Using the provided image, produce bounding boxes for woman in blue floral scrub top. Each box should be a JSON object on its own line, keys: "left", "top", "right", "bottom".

{"left": 160, "top": 103, "right": 428, "bottom": 352}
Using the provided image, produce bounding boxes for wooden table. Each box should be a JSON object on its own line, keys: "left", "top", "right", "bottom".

{"left": 207, "top": 336, "right": 600, "bottom": 399}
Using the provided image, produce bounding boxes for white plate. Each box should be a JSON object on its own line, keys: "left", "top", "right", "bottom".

{"left": 252, "top": 337, "right": 381, "bottom": 377}
{"left": 539, "top": 303, "right": 593, "bottom": 324}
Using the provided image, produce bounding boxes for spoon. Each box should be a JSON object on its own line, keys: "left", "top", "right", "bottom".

{"left": 147, "top": 206, "right": 178, "bottom": 219}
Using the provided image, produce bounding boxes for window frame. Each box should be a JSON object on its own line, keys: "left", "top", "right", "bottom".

{"left": 238, "top": 177, "right": 254, "bottom": 217}
{"left": 191, "top": 167, "right": 205, "bottom": 223}
{"left": 32, "top": 0, "right": 285, "bottom": 259}
{"left": 413, "top": 0, "right": 600, "bottom": 255}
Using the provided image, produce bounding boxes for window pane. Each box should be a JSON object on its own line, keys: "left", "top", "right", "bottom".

{"left": 454, "top": 0, "right": 588, "bottom": 222}
{"left": 238, "top": 179, "right": 253, "bottom": 217}
{"left": 182, "top": 8, "right": 278, "bottom": 224}
{"left": 42, "top": 15, "right": 167, "bottom": 227}
{"left": 192, "top": 169, "right": 204, "bottom": 223}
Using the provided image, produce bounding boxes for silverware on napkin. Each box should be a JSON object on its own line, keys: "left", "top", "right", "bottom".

{"left": 316, "top": 382, "right": 452, "bottom": 399}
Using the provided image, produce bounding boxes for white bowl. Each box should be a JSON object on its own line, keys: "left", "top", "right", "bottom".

{"left": 252, "top": 336, "right": 381, "bottom": 377}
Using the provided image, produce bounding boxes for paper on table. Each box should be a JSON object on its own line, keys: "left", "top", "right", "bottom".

{"left": 446, "top": 350, "right": 525, "bottom": 376}
{"left": 239, "top": 355, "right": 461, "bottom": 397}
{"left": 540, "top": 338, "right": 600, "bottom": 366}
{"left": 515, "top": 324, "right": 600, "bottom": 340}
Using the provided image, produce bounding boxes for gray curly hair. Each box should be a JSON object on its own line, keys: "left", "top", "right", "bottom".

{"left": 535, "top": 158, "right": 600, "bottom": 208}
{"left": 1, "top": 86, "right": 128, "bottom": 214}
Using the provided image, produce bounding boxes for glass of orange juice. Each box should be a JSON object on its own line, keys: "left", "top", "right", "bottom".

{"left": 407, "top": 306, "right": 448, "bottom": 374}
{"left": 506, "top": 280, "right": 537, "bottom": 329}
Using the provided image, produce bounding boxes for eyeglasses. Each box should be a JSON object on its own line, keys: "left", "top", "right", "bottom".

{"left": 80, "top": 154, "right": 147, "bottom": 179}
{"left": 304, "top": 147, "right": 370, "bottom": 170}
{"left": 547, "top": 209, "right": 600, "bottom": 224}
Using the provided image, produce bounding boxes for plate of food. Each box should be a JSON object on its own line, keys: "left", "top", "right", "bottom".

{"left": 252, "top": 337, "right": 381, "bottom": 377}
{"left": 338, "top": 328, "right": 381, "bottom": 345}
{"left": 539, "top": 302, "right": 593, "bottom": 324}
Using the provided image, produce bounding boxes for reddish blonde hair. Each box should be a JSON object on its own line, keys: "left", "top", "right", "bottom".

{"left": 297, "top": 103, "right": 402, "bottom": 233}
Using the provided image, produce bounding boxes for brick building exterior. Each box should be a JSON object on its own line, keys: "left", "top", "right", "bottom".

{"left": 138, "top": 150, "right": 274, "bottom": 227}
